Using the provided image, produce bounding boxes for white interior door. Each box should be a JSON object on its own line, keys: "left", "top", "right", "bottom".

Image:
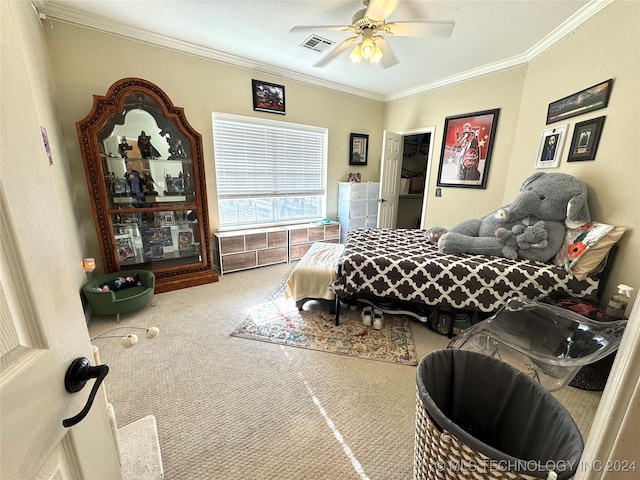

{"left": 377, "top": 130, "right": 404, "bottom": 229}
{"left": 0, "top": 173, "right": 121, "bottom": 480}
{"left": 0, "top": 3, "right": 121, "bottom": 476}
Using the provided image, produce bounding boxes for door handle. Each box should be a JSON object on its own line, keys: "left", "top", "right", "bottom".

{"left": 62, "top": 357, "right": 109, "bottom": 428}
{"left": 378, "top": 198, "right": 387, "bottom": 203}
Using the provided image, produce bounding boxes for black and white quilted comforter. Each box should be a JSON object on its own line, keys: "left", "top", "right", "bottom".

{"left": 330, "top": 229, "right": 599, "bottom": 313}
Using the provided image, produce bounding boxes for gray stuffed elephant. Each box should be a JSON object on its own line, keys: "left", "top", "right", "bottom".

{"left": 426, "top": 172, "right": 590, "bottom": 262}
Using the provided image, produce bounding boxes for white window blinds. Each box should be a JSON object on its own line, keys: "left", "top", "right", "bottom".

{"left": 212, "top": 114, "right": 327, "bottom": 199}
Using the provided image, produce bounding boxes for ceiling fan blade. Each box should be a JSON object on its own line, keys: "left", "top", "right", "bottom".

{"left": 313, "top": 37, "right": 358, "bottom": 67}
{"left": 375, "top": 37, "right": 397, "bottom": 69}
{"left": 290, "top": 25, "right": 351, "bottom": 34}
{"left": 385, "top": 20, "right": 455, "bottom": 37}
{"left": 365, "top": 0, "right": 398, "bottom": 21}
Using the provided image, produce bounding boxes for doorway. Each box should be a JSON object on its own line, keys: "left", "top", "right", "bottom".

{"left": 397, "top": 132, "right": 431, "bottom": 228}
{"left": 378, "top": 126, "right": 435, "bottom": 230}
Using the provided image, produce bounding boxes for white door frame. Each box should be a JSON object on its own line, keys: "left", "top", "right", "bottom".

{"left": 396, "top": 126, "right": 436, "bottom": 229}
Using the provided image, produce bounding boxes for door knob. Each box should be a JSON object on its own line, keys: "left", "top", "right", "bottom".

{"left": 378, "top": 198, "right": 387, "bottom": 203}
{"left": 62, "top": 357, "right": 109, "bottom": 428}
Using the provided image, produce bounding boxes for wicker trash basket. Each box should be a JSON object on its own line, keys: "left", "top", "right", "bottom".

{"left": 414, "top": 350, "right": 584, "bottom": 480}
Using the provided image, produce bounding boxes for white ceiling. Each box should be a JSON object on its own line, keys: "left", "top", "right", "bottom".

{"left": 35, "top": 0, "right": 610, "bottom": 101}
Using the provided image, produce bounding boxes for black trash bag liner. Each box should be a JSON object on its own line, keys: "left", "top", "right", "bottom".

{"left": 416, "top": 350, "right": 584, "bottom": 479}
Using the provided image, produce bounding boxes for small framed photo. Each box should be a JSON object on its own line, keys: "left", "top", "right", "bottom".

{"left": 349, "top": 133, "right": 369, "bottom": 166}
{"left": 567, "top": 116, "right": 606, "bottom": 162}
{"left": 178, "top": 229, "right": 193, "bottom": 249}
{"left": 114, "top": 234, "right": 135, "bottom": 262}
{"left": 437, "top": 109, "right": 500, "bottom": 189}
{"left": 252, "top": 79, "right": 285, "bottom": 114}
{"left": 535, "top": 124, "right": 567, "bottom": 169}
{"left": 164, "top": 213, "right": 174, "bottom": 225}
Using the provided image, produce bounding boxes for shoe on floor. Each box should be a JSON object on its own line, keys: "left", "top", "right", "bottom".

{"left": 361, "top": 306, "right": 373, "bottom": 327}
{"left": 372, "top": 309, "right": 383, "bottom": 330}
{"left": 348, "top": 299, "right": 359, "bottom": 311}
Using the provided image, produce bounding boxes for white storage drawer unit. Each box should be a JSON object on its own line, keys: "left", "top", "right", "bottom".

{"left": 338, "top": 182, "right": 380, "bottom": 243}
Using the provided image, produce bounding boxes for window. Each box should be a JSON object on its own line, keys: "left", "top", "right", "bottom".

{"left": 212, "top": 113, "right": 327, "bottom": 229}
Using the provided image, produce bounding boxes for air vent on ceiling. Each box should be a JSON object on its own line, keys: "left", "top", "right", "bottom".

{"left": 300, "top": 35, "right": 334, "bottom": 52}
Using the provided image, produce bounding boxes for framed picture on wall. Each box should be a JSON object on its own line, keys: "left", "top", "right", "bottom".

{"left": 349, "top": 133, "right": 369, "bottom": 166}
{"left": 252, "top": 79, "right": 285, "bottom": 114}
{"left": 546, "top": 79, "right": 612, "bottom": 125}
{"left": 436, "top": 109, "right": 500, "bottom": 189}
{"left": 567, "top": 116, "right": 606, "bottom": 162}
{"left": 535, "top": 124, "right": 567, "bottom": 169}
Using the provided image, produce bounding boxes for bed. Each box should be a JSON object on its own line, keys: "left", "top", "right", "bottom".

{"left": 330, "top": 228, "right": 610, "bottom": 321}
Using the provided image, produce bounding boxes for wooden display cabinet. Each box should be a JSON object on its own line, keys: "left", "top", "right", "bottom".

{"left": 77, "top": 78, "right": 218, "bottom": 292}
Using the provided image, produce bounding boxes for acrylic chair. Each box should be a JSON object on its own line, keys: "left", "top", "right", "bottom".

{"left": 448, "top": 296, "right": 627, "bottom": 391}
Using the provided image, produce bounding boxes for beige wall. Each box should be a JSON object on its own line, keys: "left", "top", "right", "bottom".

{"left": 384, "top": 66, "right": 528, "bottom": 229}
{"left": 45, "top": 2, "right": 637, "bottom": 305}
{"left": 509, "top": 0, "right": 639, "bottom": 306}
{"left": 45, "top": 21, "right": 384, "bottom": 270}
{"left": 385, "top": 0, "right": 639, "bottom": 306}
{"left": 3, "top": 2, "right": 89, "bottom": 288}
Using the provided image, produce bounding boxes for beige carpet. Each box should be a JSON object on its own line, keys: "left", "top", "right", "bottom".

{"left": 88, "top": 263, "right": 601, "bottom": 480}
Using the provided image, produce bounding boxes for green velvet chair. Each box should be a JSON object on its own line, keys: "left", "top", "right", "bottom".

{"left": 82, "top": 270, "right": 155, "bottom": 323}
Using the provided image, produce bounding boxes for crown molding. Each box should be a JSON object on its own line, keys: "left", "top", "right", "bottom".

{"left": 34, "top": 1, "right": 385, "bottom": 102}
{"left": 35, "top": 0, "right": 611, "bottom": 104}
{"left": 385, "top": 54, "right": 528, "bottom": 102}
{"left": 525, "top": 0, "right": 613, "bottom": 61}
{"left": 386, "top": 0, "right": 613, "bottom": 101}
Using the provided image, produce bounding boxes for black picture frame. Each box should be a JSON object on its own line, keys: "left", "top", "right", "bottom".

{"left": 567, "top": 116, "right": 606, "bottom": 162}
{"left": 546, "top": 79, "right": 612, "bottom": 124}
{"left": 349, "top": 133, "right": 369, "bottom": 166}
{"left": 436, "top": 109, "right": 500, "bottom": 189}
{"left": 252, "top": 79, "right": 285, "bottom": 115}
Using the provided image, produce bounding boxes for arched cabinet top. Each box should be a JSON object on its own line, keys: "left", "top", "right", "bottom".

{"left": 77, "top": 78, "right": 218, "bottom": 292}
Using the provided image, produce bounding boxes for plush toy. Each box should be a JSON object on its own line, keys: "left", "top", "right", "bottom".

{"left": 426, "top": 172, "right": 590, "bottom": 262}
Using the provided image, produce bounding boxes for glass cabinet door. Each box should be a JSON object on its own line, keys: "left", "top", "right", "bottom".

{"left": 111, "top": 210, "right": 203, "bottom": 270}
{"left": 78, "top": 78, "right": 217, "bottom": 292}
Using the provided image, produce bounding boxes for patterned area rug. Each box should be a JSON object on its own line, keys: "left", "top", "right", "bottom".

{"left": 231, "top": 273, "right": 417, "bottom": 365}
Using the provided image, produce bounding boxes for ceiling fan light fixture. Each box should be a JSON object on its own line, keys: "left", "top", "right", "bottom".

{"left": 349, "top": 44, "right": 362, "bottom": 64}
{"left": 360, "top": 37, "right": 375, "bottom": 59}
{"left": 370, "top": 43, "right": 383, "bottom": 63}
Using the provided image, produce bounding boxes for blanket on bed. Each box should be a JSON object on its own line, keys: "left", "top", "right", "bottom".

{"left": 330, "top": 229, "right": 598, "bottom": 313}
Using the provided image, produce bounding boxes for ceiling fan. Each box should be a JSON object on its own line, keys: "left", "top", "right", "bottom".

{"left": 290, "top": 0, "right": 454, "bottom": 68}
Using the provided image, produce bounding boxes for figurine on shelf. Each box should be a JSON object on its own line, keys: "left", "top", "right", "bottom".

{"left": 118, "top": 136, "right": 133, "bottom": 158}
{"left": 164, "top": 174, "right": 175, "bottom": 195}
{"left": 184, "top": 172, "right": 194, "bottom": 194}
{"left": 105, "top": 172, "right": 116, "bottom": 195}
{"left": 137, "top": 130, "right": 160, "bottom": 159}
{"left": 124, "top": 160, "right": 147, "bottom": 196}
{"left": 159, "top": 126, "right": 186, "bottom": 159}
{"left": 141, "top": 169, "right": 159, "bottom": 196}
